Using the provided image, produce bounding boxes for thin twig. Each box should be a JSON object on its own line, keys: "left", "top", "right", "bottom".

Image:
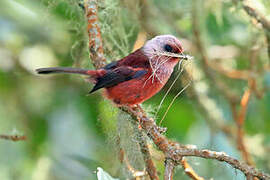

{"left": 239, "top": 0, "right": 270, "bottom": 61}
{"left": 180, "top": 158, "right": 204, "bottom": 180}
{"left": 236, "top": 88, "right": 254, "bottom": 165}
{"left": 122, "top": 149, "right": 148, "bottom": 178}
{"left": 233, "top": 46, "right": 261, "bottom": 166}
{"left": 117, "top": 136, "right": 147, "bottom": 178}
{"left": 0, "top": 134, "right": 26, "bottom": 142}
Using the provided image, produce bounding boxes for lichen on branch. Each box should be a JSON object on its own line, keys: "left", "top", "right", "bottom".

{"left": 83, "top": 0, "right": 270, "bottom": 179}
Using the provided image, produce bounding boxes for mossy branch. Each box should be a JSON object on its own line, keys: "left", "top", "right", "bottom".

{"left": 83, "top": 0, "right": 270, "bottom": 179}
{"left": 84, "top": 1, "right": 158, "bottom": 179}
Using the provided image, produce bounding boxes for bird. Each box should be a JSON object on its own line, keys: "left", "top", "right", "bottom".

{"left": 36, "top": 35, "right": 191, "bottom": 106}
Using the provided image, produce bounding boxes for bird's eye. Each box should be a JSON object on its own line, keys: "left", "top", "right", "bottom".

{"left": 164, "top": 44, "right": 173, "bottom": 52}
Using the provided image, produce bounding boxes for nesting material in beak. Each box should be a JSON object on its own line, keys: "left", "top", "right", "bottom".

{"left": 152, "top": 50, "right": 193, "bottom": 60}
{"left": 178, "top": 53, "right": 193, "bottom": 60}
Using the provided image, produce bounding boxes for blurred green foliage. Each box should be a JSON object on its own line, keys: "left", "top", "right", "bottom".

{"left": 0, "top": 0, "right": 269, "bottom": 179}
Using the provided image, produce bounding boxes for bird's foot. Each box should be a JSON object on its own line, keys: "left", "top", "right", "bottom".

{"left": 157, "top": 126, "right": 167, "bottom": 134}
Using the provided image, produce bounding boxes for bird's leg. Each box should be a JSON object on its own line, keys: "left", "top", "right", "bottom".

{"left": 135, "top": 104, "right": 147, "bottom": 116}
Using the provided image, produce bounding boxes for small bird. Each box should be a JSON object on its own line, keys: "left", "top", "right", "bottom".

{"left": 36, "top": 35, "right": 191, "bottom": 106}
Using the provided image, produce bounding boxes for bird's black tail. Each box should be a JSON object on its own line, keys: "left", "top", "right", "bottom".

{"left": 36, "top": 67, "right": 90, "bottom": 75}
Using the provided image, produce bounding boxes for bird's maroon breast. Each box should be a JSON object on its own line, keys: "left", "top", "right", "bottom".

{"left": 104, "top": 66, "right": 174, "bottom": 105}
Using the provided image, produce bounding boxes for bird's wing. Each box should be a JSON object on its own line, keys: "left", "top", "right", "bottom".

{"left": 103, "top": 49, "right": 150, "bottom": 70}
{"left": 89, "top": 66, "right": 148, "bottom": 93}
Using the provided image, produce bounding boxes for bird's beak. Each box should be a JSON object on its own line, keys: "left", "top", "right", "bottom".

{"left": 178, "top": 53, "right": 193, "bottom": 61}
{"left": 152, "top": 51, "right": 193, "bottom": 60}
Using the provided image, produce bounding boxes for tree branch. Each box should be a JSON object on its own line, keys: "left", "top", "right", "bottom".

{"left": 84, "top": 1, "right": 158, "bottom": 179}
{"left": 118, "top": 138, "right": 147, "bottom": 178}
{"left": 191, "top": 0, "right": 239, "bottom": 104}
{"left": 84, "top": 0, "right": 106, "bottom": 69}
{"left": 83, "top": 1, "right": 270, "bottom": 179}
{"left": 241, "top": 1, "right": 270, "bottom": 31}
{"left": 164, "top": 158, "right": 175, "bottom": 180}
{"left": 137, "top": 130, "right": 159, "bottom": 180}
{"left": 191, "top": 0, "right": 256, "bottom": 167}
{"left": 236, "top": 88, "right": 254, "bottom": 166}
{"left": 239, "top": 0, "right": 270, "bottom": 61}
{"left": 180, "top": 158, "right": 204, "bottom": 180}
{"left": 121, "top": 106, "right": 270, "bottom": 180}
{"left": 0, "top": 134, "right": 26, "bottom": 142}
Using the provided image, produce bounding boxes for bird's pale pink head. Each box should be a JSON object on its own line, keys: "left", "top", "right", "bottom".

{"left": 142, "top": 35, "right": 183, "bottom": 58}
{"left": 141, "top": 35, "right": 185, "bottom": 71}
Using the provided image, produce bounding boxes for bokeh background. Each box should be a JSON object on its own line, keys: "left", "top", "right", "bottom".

{"left": 0, "top": 0, "right": 270, "bottom": 179}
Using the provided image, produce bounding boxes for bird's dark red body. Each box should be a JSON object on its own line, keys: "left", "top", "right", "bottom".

{"left": 37, "top": 35, "right": 185, "bottom": 106}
